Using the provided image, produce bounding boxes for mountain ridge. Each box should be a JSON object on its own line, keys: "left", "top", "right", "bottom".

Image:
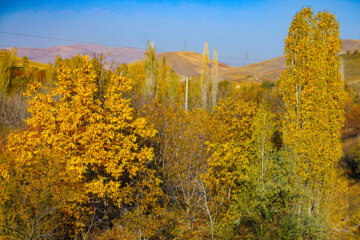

{"left": 4, "top": 39, "right": 359, "bottom": 83}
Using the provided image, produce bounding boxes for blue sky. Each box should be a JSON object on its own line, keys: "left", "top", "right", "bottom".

{"left": 0, "top": 0, "right": 359, "bottom": 66}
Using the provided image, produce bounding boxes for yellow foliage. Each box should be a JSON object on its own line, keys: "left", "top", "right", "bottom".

{"left": 279, "top": 7, "right": 346, "bottom": 214}
{"left": 5, "top": 56, "right": 163, "bottom": 237}
{"left": 204, "top": 98, "right": 257, "bottom": 196}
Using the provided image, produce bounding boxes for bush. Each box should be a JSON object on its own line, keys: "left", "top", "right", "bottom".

{"left": 261, "top": 80, "right": 275, "bottom": 89}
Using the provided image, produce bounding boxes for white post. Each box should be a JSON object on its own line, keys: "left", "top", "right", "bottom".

{"left": 340, "top": 55, "right": 345, "bottom": 82}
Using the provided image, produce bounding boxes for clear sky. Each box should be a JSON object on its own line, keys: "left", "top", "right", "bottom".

{"left": 0, "top": 0, "right": 359, "bottom": 66}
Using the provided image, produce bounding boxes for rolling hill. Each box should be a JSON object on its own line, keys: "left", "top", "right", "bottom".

{"left": 220, "top": 56, "right": 285, "bottom": 82}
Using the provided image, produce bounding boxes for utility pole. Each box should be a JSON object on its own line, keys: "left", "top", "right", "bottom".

{"left": 184, "top": 40, "right": 187, "bottom": 51}
{"left": 340, "top": 55, "right": 345, "bottom": 82}
{"left": 243, "top": 50, "right": 249, "bottom": 66}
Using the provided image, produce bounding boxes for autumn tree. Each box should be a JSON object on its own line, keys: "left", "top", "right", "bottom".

{"left": 143, "top": 103, "right": 213, "bottom": 238}
{"left": 0, "top": 48, "right": 16, "bottom": 93}
{"left": 279, "top": 7, "right": 346, "bottom": 214}
{"left": 169, "top": 69, "right": 180, "bottom": 103}
{"left": 144, "top": 41, "right": 159, "bottom": 98}
{"left": 252, "top": 104, "right": 276, "bottom": 189}
{"left": 3, "top": 56, "right": 163, "bottom": 239}
{"left": 22, "top": 56, "right": 29, "bottom": 81}
{"left": 189, "top": 75, "right": 202, "bottom": 109}
{"left": 210, "top": 48, "right": 218, "bottom": 110}
{"left": 201, "top": 42, "right": 210, "bottom": 110}
{"left": 203, "top": 98, "right": 257, "bottom": 239}
{"left": 157, "top": 56, "right": 170, "bottom": 103}
{"left": 125, "top": 61, "right": 146, "bottom": 105}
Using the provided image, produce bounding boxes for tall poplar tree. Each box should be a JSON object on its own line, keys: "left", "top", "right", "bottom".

{"left": 157, "top": 56, "right": 170, "bottom": 103}
{"left": 210, "top": 48, "right": 218, "bottom": 109}
{"left": 279, "top": 7, "right": 345, "bottom": 213}
{"left": 201, "top": 42, "right": 209, "bottom": 110}
{"left": 0, "top": 48, "right": 16, "bottom": 93}
{"left": 144, "top": 41, "right": 159, "bottom": 98}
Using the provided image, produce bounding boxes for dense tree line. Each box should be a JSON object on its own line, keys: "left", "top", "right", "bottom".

{"left": 0, "top": 7, "right": 359, "bottom": 239}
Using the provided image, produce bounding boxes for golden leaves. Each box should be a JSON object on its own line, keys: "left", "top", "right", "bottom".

{"left": 279, "top": 7, "right": 346, "bottom": 213}
{"left": 5, "top": 55, "right": 163, "bottom": 235}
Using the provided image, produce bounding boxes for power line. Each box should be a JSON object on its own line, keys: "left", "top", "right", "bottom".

{"left": 1, "top": 31, "right": 90, "bottom": 43}
{"left": 0, "top": 31, "right": 146, "bottom": 50}
{"left": 0, "top": 31, "right": 273, "bottom": 64}
{"left": 243, "top": 50, "right": 249, "bottom": 66}
{"left": 210, "top": 54, "right": 264, "bottom": 62}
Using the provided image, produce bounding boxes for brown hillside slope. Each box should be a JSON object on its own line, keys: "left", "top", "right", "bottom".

{"left": 220, "top": 56, "right": 285, "bottom": 82}
{"left": 341, "top": 39, "right": 360, "bottom": 55}
{"left": 156, "top": 51, "right": 233, "bottom": 77}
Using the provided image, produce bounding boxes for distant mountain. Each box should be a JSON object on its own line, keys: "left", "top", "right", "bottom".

{"left": 341, "top": 39, "right": 360, "bottom": 54}
{"left": 7, "top": 43, "right": 145, "bottom": 64}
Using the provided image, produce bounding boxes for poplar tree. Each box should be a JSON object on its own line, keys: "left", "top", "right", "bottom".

{"left": 279, "top": 7, "right": 345, "bottom": 213}
{"left": 22, "top": 56, "right": 29, "bottom": 81}
{"left": 210, "top": 48, "right": 218, "bottom": 109}
{"left": 201, "top": 42, "right": 209, "bottom": 110}
{"left": 0, "top": 48, "right": 16, "bottom": 93}
{"left": 169, "top": 69, "right": 180, "bottom": 103}
{"left": 144, "top": 41, "right": 158, "bottom": 98}
{"left": 157, "top": 56, "right": 170, "bottom": 103}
